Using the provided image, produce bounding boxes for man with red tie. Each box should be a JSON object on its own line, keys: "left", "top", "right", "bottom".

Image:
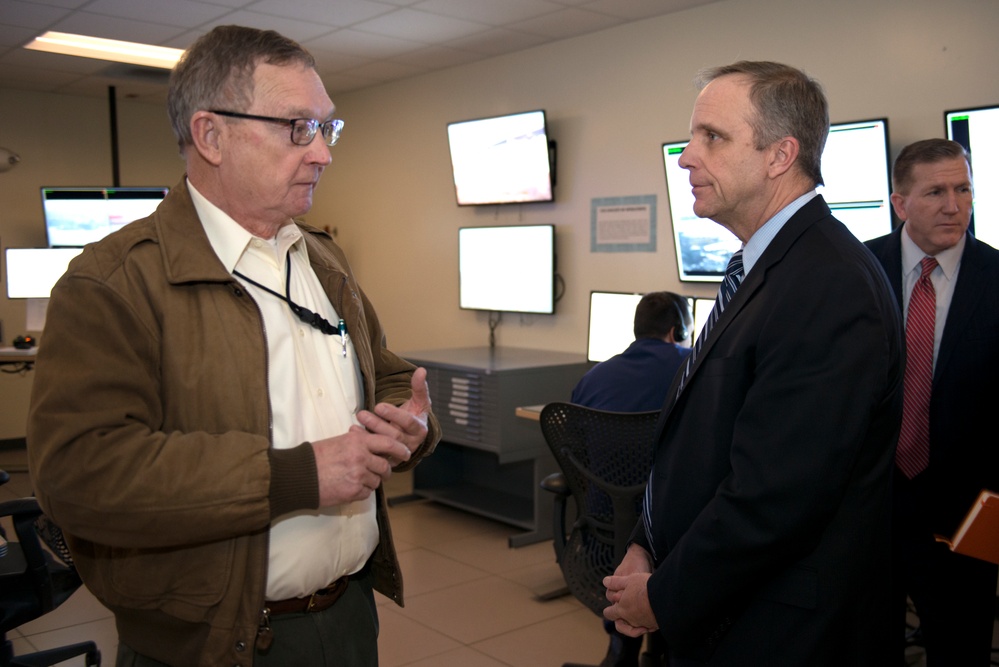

{"left": 866, "top": 138, "right": 999, "bottom": 665}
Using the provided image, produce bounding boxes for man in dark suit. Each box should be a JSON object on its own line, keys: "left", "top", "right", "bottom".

{"left": 866, "top": 138, "right": 999, "bottom": 666}
{"left": 603, "top": 61, "right": 903, "bottom": 666}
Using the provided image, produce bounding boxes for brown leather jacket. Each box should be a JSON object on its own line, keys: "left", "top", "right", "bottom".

{"left": 27, "top": 179, "right": 439, "bottom": 667}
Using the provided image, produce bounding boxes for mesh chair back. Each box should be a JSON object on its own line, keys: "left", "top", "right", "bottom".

{"left": 539, "top": 402, "right": 659, "bottom": 617}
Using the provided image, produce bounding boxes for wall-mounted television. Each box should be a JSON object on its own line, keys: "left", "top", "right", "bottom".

{"left": 586, "top": 291, "right": 644, "bottom": 362}
{"left": 458, "top": 224, "right": 555, "bottom": 314}
{"left": 41, "top": 186, "right": 168, "bottom": 247}
{"left": 446, "top": 110, "right": 555, "bottom": 206}
{"left": 663, "top": 118, "right": 893, "bottom": 282}
{"left": 5, "top": 247, "right": 83, "bottom": 299}
{"left": 946, "top": 104, "right": 999, "bottom": 249}
{"left": 662, "top": 140, "right": 742, "bottom": 282}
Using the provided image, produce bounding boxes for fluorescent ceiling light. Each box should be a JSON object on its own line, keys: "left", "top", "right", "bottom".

{"left": 24, "top": 31, "right": 183, "bottom": 69}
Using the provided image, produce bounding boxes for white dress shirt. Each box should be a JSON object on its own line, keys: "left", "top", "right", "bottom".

{"left": 189, "top": 181, "right": 378, "bottom": 600}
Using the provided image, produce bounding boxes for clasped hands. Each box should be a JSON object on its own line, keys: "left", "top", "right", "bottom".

{"left": 603, "top": 543, "right": 660, "bottom": 637}
{"left": 313, "top": 367, "right": 431, "bottom": 506}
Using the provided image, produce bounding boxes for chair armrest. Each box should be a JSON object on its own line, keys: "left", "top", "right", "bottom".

{"left": 540, "top": 472, "right": 568, "bottom": 496}
{"left": 540, "top": 472, "right": 570, "bottom": 564}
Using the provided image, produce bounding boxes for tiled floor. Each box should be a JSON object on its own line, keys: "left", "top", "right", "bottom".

{"left": 2, "top": 446, "right": 996, "bottom": 667}
{"left": 1, "top": 450, "right": 612, "bottom": 667}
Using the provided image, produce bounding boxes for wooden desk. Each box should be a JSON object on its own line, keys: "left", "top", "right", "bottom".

{"left": 514, "top": 404, "right": 544, "bottom": 421}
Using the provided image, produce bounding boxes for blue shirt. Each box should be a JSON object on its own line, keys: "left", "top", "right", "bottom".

{"left": 571, "top": 338, "right": 691, "bottom": 411}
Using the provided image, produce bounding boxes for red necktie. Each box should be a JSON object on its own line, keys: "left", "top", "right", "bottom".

{"left": 897, "top": 256, "right": 937, "bottom": 479}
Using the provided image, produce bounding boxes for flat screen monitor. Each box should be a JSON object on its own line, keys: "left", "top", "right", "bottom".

{"left": 587, "top": 292, "right": 714, "bottom": 362}
{"left": 586, "top": 291, "right": 643, "bottom": 362}
{"left": 446, "top": 110, "right": 555, "bottom": 206}
{"left": 5, "top": 247, "right": 83, "bottom": 299}
{"left": 663, "top": 118, "right": 893, "bottom": 282}
{"left": 815, "top": 118, "right": 893, "bottom": 243}
{"left": 458, "top": 224, "right": 555, "bottom": 314}
{"left": 662, "top": 140, "right": 742, "bottom": 283}
{"left": 946, "top": 104, "right": 999, "bottom": 249}
{"left": 41, "top": 186, "right": 168, "bottom": 247}
{"left": 691, "top": 296, "right": 715, "bottom": 343}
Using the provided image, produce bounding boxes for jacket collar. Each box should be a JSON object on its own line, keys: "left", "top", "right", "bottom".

{"left": 155, "top": 178, "right": 337, "bottom": 285}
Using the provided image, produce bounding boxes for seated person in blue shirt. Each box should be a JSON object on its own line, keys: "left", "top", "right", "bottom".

{"left": 569, "top": 290, "right": 690, "bottom": 667}
{"left": 571, "top": 291, "right": 692, "bottom": 412}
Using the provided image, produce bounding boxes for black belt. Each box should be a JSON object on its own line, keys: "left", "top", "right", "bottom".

{"left": 265, "top": 575, "right": 350, "bottom": 616}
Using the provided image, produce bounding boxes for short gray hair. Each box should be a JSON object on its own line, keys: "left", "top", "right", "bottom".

{"left": 167, "top": 25, "right": 316, "bottom": 152}
{"left": 695, "top": 61, "right": 829, "bottom": 186}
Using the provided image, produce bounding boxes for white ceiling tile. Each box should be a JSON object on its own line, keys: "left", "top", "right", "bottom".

{"left": 0, "top": 23, "right": 37, "bottom": 48}
{"left": 351, "top": 8, "right": 487, "bottom": 43}
{"left": 412, "top": 0, "right": 563, "bottom": 26}
{"left": 340, "top": 58, "right": 426, "bottom": 81}
{"left": 82, "top": 0, "right": 234, "bottom": 29}
{"left": 386, "top": 44, "right": 483, "bottom": 71}
{"left": 0, "top": 0, "right": 73, "bottom": 30}
{"left": 444, "top": 26, "right": 549, "bottom": 56}
{"left": 194, "top": 9, "right": 340, "bottom": 42}
{"left": 246, "top": 0, "right": 395, "bottom": 27}
{"left": 46, "top": 11, "right": 187, "bottom": 43}
{"left": 509, "top": 7, "right": 623, "bottom": 39}
{"left": 0, "top": 0, "right": 705, "bottom": 98}
{"left": 580, "top": 0, "right": 722, "bottom": 21}
{"left": 306, "top": 27, "right": 424, "bottom": 59}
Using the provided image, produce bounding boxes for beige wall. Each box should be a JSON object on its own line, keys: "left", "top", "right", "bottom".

{"left": 2, "top": 0, "right": 998, "bottom": 437}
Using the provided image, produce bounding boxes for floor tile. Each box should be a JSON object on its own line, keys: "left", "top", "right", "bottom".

{"left": 430, "top": 529, "right": 555, "bottom": 576}
{"left": 386, "top": 500, "right": 511, "bottom": 549}
{"left": 394, "top": 547, "right": 490, "bottom": 597}
{"left": 11, "top": 615, "right": 116, "bottom": 666}
{"left": 393, "top": 645, "right": 513, "bottom": 667}
{"left": 472, "top": 605, "right": 611, "bottom": 667}
{"left": 393, "top": 575, "right": 579, "bottom": 645}
{"left": 17, "top": 586, "right": 112, "bottom": 636}
{"left": 376, "top": 603, "right": 462, "bottom": 667}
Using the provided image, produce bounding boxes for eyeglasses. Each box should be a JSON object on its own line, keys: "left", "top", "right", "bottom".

{"left": 209, "top": 110, "right": 344, "bottom": 147}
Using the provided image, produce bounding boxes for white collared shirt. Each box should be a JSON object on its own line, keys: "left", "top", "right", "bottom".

{"left": 189, "top": 180, "right": 378, "bottom": 600}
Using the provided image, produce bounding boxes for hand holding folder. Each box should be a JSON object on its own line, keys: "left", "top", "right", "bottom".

{"left": 934, "top": 489, "right": 999, "bottom": 565}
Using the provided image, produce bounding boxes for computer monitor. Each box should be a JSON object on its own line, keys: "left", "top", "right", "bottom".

{"left": 586, "top": 291, "right": 643, "bottom": 362}
{"left": 41, "top": 186, "right": 168, "bottom": 247}
{"left": 691, "top": 296, "right": 715, "bottom": 343}
{"left": 446, "top": 110, "right": 555, "bottom": 206}
{"left": 458, "top": 224, "right": 556, "bottom": 314}
{"left": 945, "top": 104, "right": 999, "bottom": 248}
{"left": 815, "top": 118, "right": 893, "bottom": 243}
{"left": 663, "top": 118, "right": 893, "bottom": 282}
{"left": 5, "top": 247, "right": 83, "bottom": 299}
{"left": 587, "top": 292, "right": 714, "bottom": 362}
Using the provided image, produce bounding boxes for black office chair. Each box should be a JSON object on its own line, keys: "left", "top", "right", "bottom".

{"left": 538, "top": 402, "right": 662, "bottom": 667}
{"left": 0, "top": 470, "right": 101, "bottom": 666}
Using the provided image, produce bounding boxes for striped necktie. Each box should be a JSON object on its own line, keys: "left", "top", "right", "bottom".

{"left": 641, "top": 248, "right": 744, "bottom": 560}
{"left": 896, "top": 256, "right": 937, "bottom": 479}
{"left": 675, "top": 249, "right": 745, "bottom": 397}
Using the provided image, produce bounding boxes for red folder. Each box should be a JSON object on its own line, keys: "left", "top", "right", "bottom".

{"left": 935, "top": 489, "right": 999, "bottom": 565}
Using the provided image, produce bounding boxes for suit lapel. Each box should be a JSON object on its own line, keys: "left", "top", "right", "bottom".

{"left": 654, "top": 196, "right": 831, "bottom": 435}
{"left": 935, "top": 233, "right": 982, "bottom": 381}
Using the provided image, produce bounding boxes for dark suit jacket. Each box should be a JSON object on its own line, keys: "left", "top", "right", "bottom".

{"left": 866, "top": 226, "right": 999, "bottom": 535}
{"left": 635, "top": 196, "right": 903, "bottom": 665}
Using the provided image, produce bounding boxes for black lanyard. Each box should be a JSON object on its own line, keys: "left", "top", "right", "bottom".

{"left": 233, "top": 255, "right": 348, "bottom": 349}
